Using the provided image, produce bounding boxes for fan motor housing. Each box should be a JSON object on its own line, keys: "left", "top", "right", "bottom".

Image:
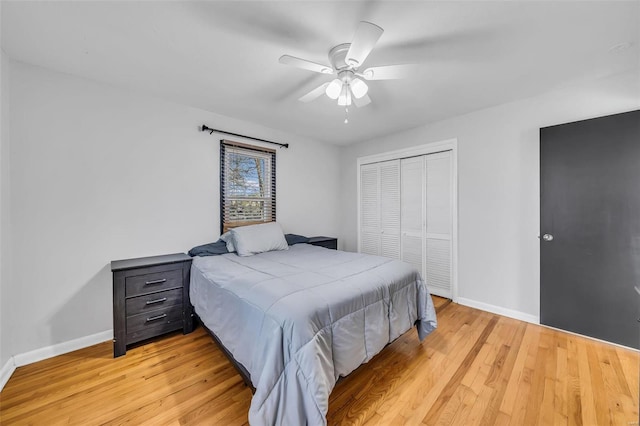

{"left": 328, "top": 43, "right": 353, "bottom": 71}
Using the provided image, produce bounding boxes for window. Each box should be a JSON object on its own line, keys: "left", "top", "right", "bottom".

{"left": 220, "top": 140, "right": 276, "bottom": 233}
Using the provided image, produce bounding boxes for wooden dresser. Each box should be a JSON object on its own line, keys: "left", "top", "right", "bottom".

{"left": 111, "top": 253, "right": 194, "bottom": 357}
{"left": 308, "top": 236, "right": 338, "bottom": 250}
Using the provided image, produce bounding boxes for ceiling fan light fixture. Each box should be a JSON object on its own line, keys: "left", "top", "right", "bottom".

{"left": 350, "top": 78, "right": 368, "bottom": 99}
{"left": 280, "top": 20, "right": 411, "bottom": 113}
{"left": 325, "top": 79, "right": 342, "bottom": 99}
{"left": 338, "top": 84, "right": 352, "bottom": 106}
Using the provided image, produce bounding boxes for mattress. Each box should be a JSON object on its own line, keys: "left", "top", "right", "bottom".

{"left": 190, "top": 243, "right": 437, "bottom": 425}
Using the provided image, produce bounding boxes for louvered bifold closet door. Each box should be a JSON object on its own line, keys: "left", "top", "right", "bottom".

{"left": 400, "top": 157, "right": 425, "bottom": 275}
{"left": 360, "top": 163, "right": 380, "bottom": 255}
{"left": 379, "top": 160, "right": 401, "bottom": 259}
{"left": 425, "top": 151, "right": 453, "bottom": 298}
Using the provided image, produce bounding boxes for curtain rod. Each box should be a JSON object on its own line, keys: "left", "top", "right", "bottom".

{"left": 201, "top": 125, "right": 289, "bottom": 149}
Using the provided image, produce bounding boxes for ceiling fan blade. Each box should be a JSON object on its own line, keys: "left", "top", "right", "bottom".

{"left": 353, "top": 93, "right": 371, "bottom": 108}
{"left": 298, "top": 82, "right": 330, "bottom": 103}
{"left": 279, "top": 55, "right": 334, "bottom": 74}
{"left": 361, "top": 64, "right": 417, "bottom": 80}
{"left": 345, "top": 21, "right": 384, "bottom": 68}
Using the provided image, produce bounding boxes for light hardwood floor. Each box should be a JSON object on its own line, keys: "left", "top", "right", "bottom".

{"left": 0, "top": 297, "right": 637, "bottom": 425}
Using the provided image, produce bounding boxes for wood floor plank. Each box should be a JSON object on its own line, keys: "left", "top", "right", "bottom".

{"left": 537, "top": 331, "right": 557, "bottom": 426}
{"left": 567, "top": 336, "right": 584, "bottom": 426}
{"left": 585, "top": 343, "right": 610, "bottom": 426}
{"left": 479, "top": 319, "right": 526, "bottom": 426}
{"left": 447, "top": 384, "right": 479, "bottom": 426}
{"left": 576, "top": 336, "right": 599, "bottom": 426}
{"left": 603, "top": 345, "right": 632, "bottom": 398}
{"left": 1, "top": 298, "right": 637, "bottom": 426}
{"left": 463, "top": 380, "right": 494, "bottom": 425}
{"left": 499, "top": 323, "right": 533, "bottom": 417}
{"left": 553, "top": 333, "right": 569, "bottom": 426}
{"left": 523, "top": 330, "right": 549, "bottom": 426}
{"left": 616, "top": 345, "right": 640, "bottom": 408}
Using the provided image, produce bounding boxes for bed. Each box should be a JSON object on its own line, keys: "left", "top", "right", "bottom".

{"left": 190, "top": 242, "right": 437, "bottom": 425}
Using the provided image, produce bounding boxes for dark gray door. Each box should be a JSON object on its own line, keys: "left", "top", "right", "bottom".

{"left": 540, "top": 110, "right": 640, "bottom": 349}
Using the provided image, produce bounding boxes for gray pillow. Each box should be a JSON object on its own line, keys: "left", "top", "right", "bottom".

{"left": 230, "top": 222, "right": 289, "bottom": 256}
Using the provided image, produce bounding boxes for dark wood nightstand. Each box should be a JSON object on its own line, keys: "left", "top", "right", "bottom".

{"left": 111, "top": 253, "right": 194, "bottom": 357}
{"left": 308, "top": 236, "right": 338, "bottom": 250}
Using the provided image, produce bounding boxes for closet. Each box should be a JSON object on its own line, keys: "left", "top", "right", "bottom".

{"left": 359, "top": 150, "right": 453, "bottom": 298}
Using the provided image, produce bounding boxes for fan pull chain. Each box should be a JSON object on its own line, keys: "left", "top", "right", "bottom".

{"left": 344, "top": 107, "right": 349, "bottom": 124}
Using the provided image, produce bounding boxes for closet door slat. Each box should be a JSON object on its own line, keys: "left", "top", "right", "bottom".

{"left": 380, "top": 160, "right": 401, "bottom": 259}
{"left": 426, "top": 151, "right": 452, "bottom": 298}
{"left": 401, "top": 157, "right": 425, "bottom": 276}
{"left": 360, "top": 163, "right": 380, "bottom": 255}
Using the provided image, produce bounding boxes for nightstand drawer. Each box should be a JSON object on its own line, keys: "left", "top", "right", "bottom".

{"left": 125, "top": 288, "right": 182, "bottom": 314}
{"left": 126, "top": 305, "right": 184, "bottom": 338}
{"left": 125, "top": 269, "right": 182, "bottom": 297}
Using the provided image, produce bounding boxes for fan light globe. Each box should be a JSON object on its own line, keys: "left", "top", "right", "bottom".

{"left": 325, "top": 79, "right": 342, "bottom": 99}
{"left": 350, "top": 78, "right": 368, "bottom": 99}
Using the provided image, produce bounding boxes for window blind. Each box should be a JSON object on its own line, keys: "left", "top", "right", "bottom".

{"left": 220, "top": 140, "right": 276, "bottom": 234}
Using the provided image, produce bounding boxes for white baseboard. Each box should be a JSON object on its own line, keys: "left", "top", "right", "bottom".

{"left": 456, "top": 297, "right": 540, "bottom": 324}
{"left": 12, "top": 329, "right": 113, "bottom": 367}
{"left": 0, "top": 357, "right": 16, "bottom": 391}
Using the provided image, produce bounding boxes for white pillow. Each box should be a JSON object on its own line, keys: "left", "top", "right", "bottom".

{"left": 230, "top": 222, "right": 289, "bottom": 257}
{"left": 219, "top": 231, "right": 236, "bottom": 252}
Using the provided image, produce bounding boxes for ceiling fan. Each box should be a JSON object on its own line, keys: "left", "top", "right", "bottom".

{"left": 279, "top": 21, "right": 415, "bottom": 111}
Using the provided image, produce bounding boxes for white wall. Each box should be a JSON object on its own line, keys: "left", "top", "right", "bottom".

{"left": 339, "top": 70, "right": 640, "bottom": 320}
{"left": 4, "top": 61, "right": 340, "bottom": 358}
{"left": 0, "top": 0, "right": 12, "bottom": 371}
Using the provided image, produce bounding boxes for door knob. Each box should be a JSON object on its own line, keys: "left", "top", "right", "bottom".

{"left": 542, "top": 234, "right": 554, "bottom": 242}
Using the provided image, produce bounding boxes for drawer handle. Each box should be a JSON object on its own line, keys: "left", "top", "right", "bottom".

{"left": 146, "top": 313, "right": 167, "bottom": 322}
{"left": 145, "top": 279, "right": 167, "bottom": 285}
{"left": 145, "top": 297, "right": 167, "bottom": 305}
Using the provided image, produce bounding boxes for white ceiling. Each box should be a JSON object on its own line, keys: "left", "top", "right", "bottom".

{"left": 2, "top": 1, "right": 638, "bottom": 145}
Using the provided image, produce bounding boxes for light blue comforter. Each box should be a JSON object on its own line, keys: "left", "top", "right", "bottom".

{"left": 190, "top": 244, "right": 437, "bottom": 425}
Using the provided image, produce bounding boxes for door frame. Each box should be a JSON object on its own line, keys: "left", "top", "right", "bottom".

{"left": 357, "top": 138, "right": 459, "bottom": 302}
